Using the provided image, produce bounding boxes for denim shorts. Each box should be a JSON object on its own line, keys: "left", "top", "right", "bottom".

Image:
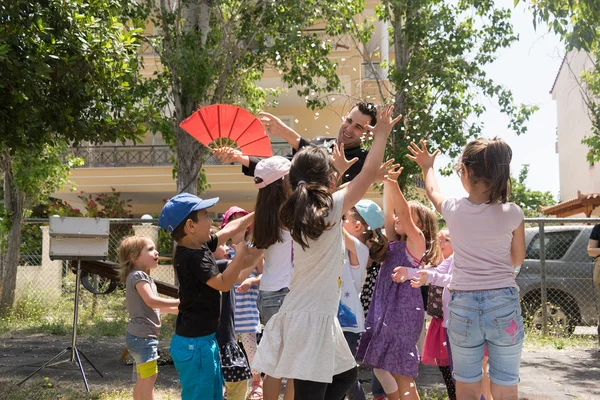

{"left": 170, "top": 333, "right": 223, "bottom": 400}
{"left": 125, "top": 332, "right": 159, "bottom": 365}
{"left": 447, "top": 287, "right": 524, "bottom": 386}
{"left": 257, "top": 287, "right": 289, "bottom": 325}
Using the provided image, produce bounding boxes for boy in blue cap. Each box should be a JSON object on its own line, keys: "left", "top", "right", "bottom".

{"left": 159, "top": 193, "right": 263, "bottom": 400}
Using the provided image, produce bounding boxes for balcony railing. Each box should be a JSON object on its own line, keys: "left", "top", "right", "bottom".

{"left": 69, "top": 143, "right": 293, "bottom": 168}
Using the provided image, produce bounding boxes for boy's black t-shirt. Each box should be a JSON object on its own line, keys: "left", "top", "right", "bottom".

{"left": 174, "top": 234, "right": 220, "bottom": 338}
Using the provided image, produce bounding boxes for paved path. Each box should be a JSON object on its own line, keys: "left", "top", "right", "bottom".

{"left": 1, "top": 334, "right": 599, "bottom": 399}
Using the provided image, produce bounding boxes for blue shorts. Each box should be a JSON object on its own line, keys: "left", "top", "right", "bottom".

{"left": 125, "top": 332, "right": 159, "bottom": 365}
{"left": 257, "top": 287, "right": 289, "bottom": 324}
{"left": 170, "top": 333, "right": 224, "bottom": 400}
{"left": 447, "top": 287, "right": 524, "bottom": 386}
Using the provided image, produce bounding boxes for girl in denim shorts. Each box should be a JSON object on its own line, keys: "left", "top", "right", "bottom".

{"left": 409, "top": 138, "right": 526, "bottom": 400}
{"left": 118, "top": 236, "right": 180, "bottom": 400}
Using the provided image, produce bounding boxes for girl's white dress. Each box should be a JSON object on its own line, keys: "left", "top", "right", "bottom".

{"left": 252, "top": 190, "right": 356, "bottom": 383}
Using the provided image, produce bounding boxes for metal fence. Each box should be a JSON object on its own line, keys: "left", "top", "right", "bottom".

{"left": 1, "top": 217, "right": 599, "bottom": 336}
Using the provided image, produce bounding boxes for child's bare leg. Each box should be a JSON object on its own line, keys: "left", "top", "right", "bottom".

{"left": 456, "top": 381, "right": 483, "bottom": 400}
{"left": 374, "top": 368, "right": 400, "bottom": 400}
{"left": 283, "top": 378, "right": 294, "bottom": 400}
{"left": 481, "top": 356, "right": 492, "bottom": 399}
{"left": 490, "top": 383, "right": 518, "bottom": 400}
{"left": 134, "top": 373, "right": 157, "bottom": 400}
{"left": 263, "top": 375, "right": 282, "bottom": 400}
{"left": 391, "top": 373, "right": 420, "bottom": 400}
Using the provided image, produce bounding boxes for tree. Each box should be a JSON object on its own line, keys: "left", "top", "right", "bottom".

{"left": 345, "top": 1, "right": 537, "bottom": 188}
{"left": 144, "top": 0, "right": 366, "bottom": 195}
{"left": 511, "top": 164, "right": 556, "bottom": 217}
{"left": 0, "top": 0, "right": 159, "bottom": 313}
{"left": 521, "top": 0, "right": 600, "bottom": 163}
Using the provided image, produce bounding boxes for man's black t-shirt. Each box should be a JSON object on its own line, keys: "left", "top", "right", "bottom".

{"left": 174, "top": 234, "right": 220, "bottom": 338}
{"left": 243, "top": 137, "right": 368, "bottom": 183}
{"left": 590, "top": 224, "right": 600, "bottom": 242}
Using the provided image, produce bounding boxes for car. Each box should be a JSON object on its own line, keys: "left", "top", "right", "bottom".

{"left": 516, "top": 225, "right": 598, "bottom": 334}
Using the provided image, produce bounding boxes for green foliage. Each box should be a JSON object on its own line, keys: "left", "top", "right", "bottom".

{"left": 78, "top": 188, "right": 132, "bottom": 219}
{"left": 521, "top": 0, "right": 600, "bottom": 51}
{"left": 352, "top": 1, "right": 538, "bottom": 188}
{"left": 522, "top": 1, "right": 600, "bottom": 166}
{"left": 0, "top": 0, "right": 161, "bottom": 153}
{"left": 510, "top": 164, "right": 556, "bottom": 217}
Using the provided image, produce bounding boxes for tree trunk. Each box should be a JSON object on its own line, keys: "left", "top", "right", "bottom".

{"left": 175, "top": 125, "right": 204, "bottom": 195}
{"left": 0, "top": 165, "right": 25, "bottom": 316}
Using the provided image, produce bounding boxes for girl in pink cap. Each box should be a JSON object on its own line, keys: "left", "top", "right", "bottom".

{"left": 221, "top": 206, "right": 264, "bottom": 399}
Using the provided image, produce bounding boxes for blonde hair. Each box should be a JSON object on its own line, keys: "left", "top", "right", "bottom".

{"left": 117, "top": 236, "right": 151, "bottom": 283}
{"left": 394, "top": 201, "right": 441, "bottom": 266}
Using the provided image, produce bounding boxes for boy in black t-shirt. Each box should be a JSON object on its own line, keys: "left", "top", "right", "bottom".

{"left": 158, "top": 193, "right": 262, "bottom": 400}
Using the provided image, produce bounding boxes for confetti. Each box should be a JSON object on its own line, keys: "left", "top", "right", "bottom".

{"left": 295, "top": 119, "right": 299, "bottom": 123}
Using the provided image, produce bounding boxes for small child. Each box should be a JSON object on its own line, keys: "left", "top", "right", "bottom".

{"left": 221, "top": 206, "right": 264, "bottom": 399}
{"left": 356, "top": 166, "right": 441, "bottom": 400}
{"left": 212, "top": 231, "right": 253, "bottom": 400}
{"left": 252, "top": 104, "right": 401, "bottom": 398}
{"left": 158, "top": 193, "right": 263, "bottom": 400}
{"left": 408, "top": 138, "right": 525, "bottom": 400}
{"left": 118, "top": 236, "right": 180, "bottom": 400}
{"left": 339, "top": 199, "right": 389, "bottom": 400}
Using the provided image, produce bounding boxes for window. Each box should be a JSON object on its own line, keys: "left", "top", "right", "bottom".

{"left": 526, "top": 230, "right": 579, "bottom": 260}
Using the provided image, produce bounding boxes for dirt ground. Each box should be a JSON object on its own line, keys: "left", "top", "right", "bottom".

{"left": 0, "top": 333, "right": 599, "bottom": 399}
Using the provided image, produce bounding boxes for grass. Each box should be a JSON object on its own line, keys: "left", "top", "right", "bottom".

{"left": 0, "top": 376, "right": 180, "bottom": 400}
{"left": 0, "top": 282, "right": 177, "bottom": 340}
{"left": 524, "top": 329, "right": 598, "bottom": 350}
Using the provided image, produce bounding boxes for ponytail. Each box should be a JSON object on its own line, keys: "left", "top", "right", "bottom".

{"left": 280, "top": 182, "right": 333, "bottom": 250}
{"left": 366, "top": 227, "right": 389, "bottom": 264}
{"left": 279, "top": 145, "right": 335, "bottom": 250}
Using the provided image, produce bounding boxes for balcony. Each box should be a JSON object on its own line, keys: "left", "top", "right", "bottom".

{"left": 69, "top": 142, "right": 293, "bottom": 168}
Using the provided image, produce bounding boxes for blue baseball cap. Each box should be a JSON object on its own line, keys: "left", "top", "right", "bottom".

{"left": 159, "top": 193, "right": 219, "bottom": 232}
{"left": 354, "top": 199, "right": 383, "bottom": 230}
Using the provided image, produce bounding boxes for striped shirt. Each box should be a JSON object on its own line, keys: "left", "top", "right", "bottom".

{"left": 233, "top": 269, "right": 261, "bottom": 333}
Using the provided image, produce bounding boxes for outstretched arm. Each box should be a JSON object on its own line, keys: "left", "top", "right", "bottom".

{"left": 216, "top": 212, "right": 254, "bottom": 246}
{"left": 407, "top": 139, "right": 445, "bottom": 213}
{"left": 259, "top": 112, "right": 303, "bottom": 151}
{"left": 383, "top": 166, "right": 426, "bottom": 257}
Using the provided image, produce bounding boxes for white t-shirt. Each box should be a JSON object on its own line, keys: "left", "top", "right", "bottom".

{"left": 338, "top": 236, "right": 369, "bottom": 333}
{"left": 442, "top": 197, "right": 524, "bottom": 291}
{"left": 260, "top": 229, "right": 294, "bottom": 292}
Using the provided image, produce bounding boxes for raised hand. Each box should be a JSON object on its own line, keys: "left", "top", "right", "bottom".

{"left": 384, "top": 165, "right": 403, "bottom": 185}
{"left": 331, "top": 143, "right": 359, "bottom": 177}
{"left": 407, "top": 139, "right": 440, "bottom": 170}
{"left": 231, "top": 242, "right": 264, "bottom": 270}
{"left": 375, "top": 159, "right": 399, "bottom": 183}
{"left": 212, "top": 146, "right": 240, "bottom": 163}
{"left": 365, "top": 103, "right": 402, "bottom": 140}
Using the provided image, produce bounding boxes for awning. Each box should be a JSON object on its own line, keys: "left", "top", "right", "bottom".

{"left": 541, "top": 190, "right": 600, "bottom": 217}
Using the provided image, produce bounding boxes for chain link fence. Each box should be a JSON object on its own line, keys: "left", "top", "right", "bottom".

{"left": 0, "top": 217, "right": 599, "bottom": 336}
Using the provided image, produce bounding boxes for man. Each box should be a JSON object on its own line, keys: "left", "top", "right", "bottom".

{"left": 244, "top": 101, "right": 378, "bottom": 183}
{"left": 587, "top": 225, "right": 600, "bottom": 352}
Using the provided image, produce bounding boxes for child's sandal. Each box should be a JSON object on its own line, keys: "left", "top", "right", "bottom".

{"left": 248, "top": 380, "right": 263, "bottom": 400}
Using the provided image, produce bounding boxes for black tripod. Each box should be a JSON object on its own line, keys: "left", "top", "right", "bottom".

{"left": 18, "top": 259, "right": 103, "bottom": 391}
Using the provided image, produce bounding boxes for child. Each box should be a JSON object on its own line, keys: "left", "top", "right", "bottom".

{"left": 408, "top": 138, "right": 525, "bottom": 400}
{"left": 158, "top": 193, "right": 263, "bottom": 400}
{"left": 339, "top": 199, "right": 389, "bottom": 400}
{"left": 212, "top": 231, "right": 253, "bottom": 400}
{"left": 356, "top": 166, "right": 441, "bottom": 400}
{"left": 118, "top": 236, "right": 180, "bottom": 400}
{"left": 411, "top": 229, "right": 456, "bottom": 400}
{"left": 252, "top": 104, "right": 401, "bottom": 399}
{"left": 221, "top": 206, "right": 264, "bottom": 399}
{"left": 253, "top": 155, "right": 295, "bottom": 400}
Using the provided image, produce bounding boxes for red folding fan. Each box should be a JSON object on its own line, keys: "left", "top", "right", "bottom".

{"left": 179, "top": 104, "right": 273, "bottom": 157}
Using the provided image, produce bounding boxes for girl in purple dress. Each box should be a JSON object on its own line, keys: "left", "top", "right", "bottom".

{"left": 356, "top": 167, "right": 441, "bottom": 400}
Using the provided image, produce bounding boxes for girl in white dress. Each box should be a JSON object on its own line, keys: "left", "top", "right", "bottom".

{"left": 252, "top": 104, "right": 401, "bottom": 400}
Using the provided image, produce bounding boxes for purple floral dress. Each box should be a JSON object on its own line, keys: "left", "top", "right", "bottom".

{"left": 356, "top": 241, "right": 424, "bottom": 377}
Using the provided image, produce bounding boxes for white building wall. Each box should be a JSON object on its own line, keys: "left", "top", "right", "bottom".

{"left": 552, "top": 51, "right": 598, "bottom": 208}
